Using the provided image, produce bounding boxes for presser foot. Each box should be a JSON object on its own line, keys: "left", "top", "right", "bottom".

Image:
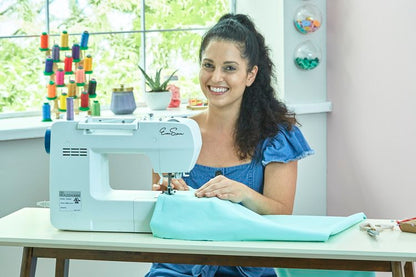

{"left": 163, "top": 174, "right": 176, "bottom": 195}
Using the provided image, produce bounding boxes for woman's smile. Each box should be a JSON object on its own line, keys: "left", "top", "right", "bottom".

{"left": 208, "top": 85, "right": 229, "bottom": 95}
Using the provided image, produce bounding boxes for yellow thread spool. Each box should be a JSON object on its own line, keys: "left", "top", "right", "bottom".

{"left": 84, "top": 54, "right": 93, "bottom": 72}
{"left": 67, "top": 80, "right": 76, "bottom": 97}
{"left": 59, "top": 92, "right": 68, "bottom": 111}
{"left": 60, "top": 31, "right": 69, "bottom": 48}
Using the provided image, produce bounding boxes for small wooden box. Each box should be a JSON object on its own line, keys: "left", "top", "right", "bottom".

{"left": 398, "top": 218, "right": 416, "bottom": 233}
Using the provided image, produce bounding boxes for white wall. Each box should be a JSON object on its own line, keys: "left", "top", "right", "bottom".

{"left": 237, "top": 0, "right": 328, "bottom": 216}
{"left": 326, "top": 0, "right": 416, "bottom": 219}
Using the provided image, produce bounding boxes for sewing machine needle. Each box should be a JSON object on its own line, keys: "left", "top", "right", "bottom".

{"left": 167, "top": 173, "right": 174, "bottom": 195}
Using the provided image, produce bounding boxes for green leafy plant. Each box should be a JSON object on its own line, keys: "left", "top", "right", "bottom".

{"left": 138, "top": 65, "right": 177, "bottom": 92}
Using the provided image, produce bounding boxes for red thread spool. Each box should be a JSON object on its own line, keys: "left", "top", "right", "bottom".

{"left": 64, "top": 56, "right": 73, "bottom": 73}
{"left": 80, "top": 91, "right": 89, "bottom": 108}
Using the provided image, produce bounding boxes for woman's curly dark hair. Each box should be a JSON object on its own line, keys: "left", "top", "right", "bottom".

{"left": 199, "top": 13, "right": 297, "bottom": 160}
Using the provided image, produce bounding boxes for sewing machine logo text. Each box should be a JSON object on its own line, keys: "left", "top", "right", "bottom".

{"left": 159, "top": 127, "right": 184, "bottom": 136}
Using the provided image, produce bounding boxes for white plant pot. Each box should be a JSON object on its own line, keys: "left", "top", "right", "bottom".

{"left": 145, "top": 90, "right": 172, "bottom": 110}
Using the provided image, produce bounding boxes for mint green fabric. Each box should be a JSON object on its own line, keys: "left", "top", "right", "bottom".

{"left": 150, "top": 191, "right": 366, "bottom": 241}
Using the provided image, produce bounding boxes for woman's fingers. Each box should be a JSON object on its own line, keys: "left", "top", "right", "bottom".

{"left": 153, "top": 179, "right": 189, "bottom": 191}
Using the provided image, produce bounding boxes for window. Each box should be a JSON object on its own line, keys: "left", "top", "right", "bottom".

{"left": 0, "top": 0, "right": 232, "bottom": 114}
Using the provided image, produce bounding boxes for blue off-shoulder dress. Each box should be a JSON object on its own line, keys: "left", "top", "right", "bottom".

{"left": 145, "top": 125, "right": 314, "bottom": 277}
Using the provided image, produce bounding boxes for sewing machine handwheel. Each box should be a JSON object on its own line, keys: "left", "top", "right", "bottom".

{"left": 44, "top": 128, "right": 51, "bottom": 154}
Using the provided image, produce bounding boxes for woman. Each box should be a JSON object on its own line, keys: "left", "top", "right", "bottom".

{"left": 147, "top": 13, "right": 314, "bottom": 277}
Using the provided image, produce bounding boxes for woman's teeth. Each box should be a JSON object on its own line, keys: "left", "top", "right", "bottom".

{"left": 210, "top": 86, "right": 228, "bottom": 93}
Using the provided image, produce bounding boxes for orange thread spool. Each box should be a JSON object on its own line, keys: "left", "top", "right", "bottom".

{"left": 40, "top": 32, "right": 48, "bottom": 49}
{"left": 47, "top": 81, "right": 56, "bottom": 98}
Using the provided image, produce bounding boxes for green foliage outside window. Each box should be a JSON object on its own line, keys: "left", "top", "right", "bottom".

{"left": 0, "top": 0, "right": 229, "bottom": 113}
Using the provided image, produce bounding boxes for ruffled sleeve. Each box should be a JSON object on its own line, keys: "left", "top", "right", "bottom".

{"left": 261, "top": 125, "right": 314, "bottom": 166}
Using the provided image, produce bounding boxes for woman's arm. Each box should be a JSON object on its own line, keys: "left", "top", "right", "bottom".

{"left": 195, "top": 161, "right": 298, "bottom": 215}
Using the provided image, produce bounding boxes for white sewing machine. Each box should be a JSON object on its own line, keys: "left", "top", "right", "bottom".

{"left": 47, "top": 117, "right": 201, "bottom": 232}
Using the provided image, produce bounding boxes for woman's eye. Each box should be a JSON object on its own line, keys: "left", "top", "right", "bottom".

{"left": 224, "top": 65, "right": 236, "bottom": 71}
{"left": 202, "top": 62, "right": 214, "bottom": 70}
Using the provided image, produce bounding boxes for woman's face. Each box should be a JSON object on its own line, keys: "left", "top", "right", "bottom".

{"left": 199, "top": 40, "right": 257, "bottom": 110}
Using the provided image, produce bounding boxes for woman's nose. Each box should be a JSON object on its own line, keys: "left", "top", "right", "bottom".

{"left": 211, "top": 68, "right": 223, "bottom": 82}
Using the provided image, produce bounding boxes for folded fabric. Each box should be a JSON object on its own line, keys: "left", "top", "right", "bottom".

{"left": 150, "top": 191, "right": 366, "bottom": 241}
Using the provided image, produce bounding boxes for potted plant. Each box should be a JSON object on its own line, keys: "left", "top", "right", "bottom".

{"left": 138, "top": 65, "right": 177, "bottom": 110}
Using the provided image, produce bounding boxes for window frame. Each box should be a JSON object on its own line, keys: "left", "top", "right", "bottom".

{"left": 0, "top": 0, "right": 236, "bottom": 118}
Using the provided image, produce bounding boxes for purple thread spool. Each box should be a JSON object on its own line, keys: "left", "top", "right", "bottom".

{"left": 72, "top": 43, "right": 80, "bottom": 61}
{"left": 44, "top": 57, "right": 53, "bottom": 73}
{"left": 66, "top": 97, "right": 74, "bottom": 121}
{"left": 52, "top": 44, "right": 60, "bottom": 62}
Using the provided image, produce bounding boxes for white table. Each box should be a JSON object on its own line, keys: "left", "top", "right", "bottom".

{"left": 0, "top": 208, "right": 414, "bottom": 277}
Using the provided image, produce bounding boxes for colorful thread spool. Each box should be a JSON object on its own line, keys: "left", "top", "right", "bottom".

{"left": 88, "top": 78, "right": 97, "bottom": 98}
{"left": 52, "top": 44, "right": 60, "bottom": 62}
{"left": 47, "top": 81, "right": 56, "bottom": 99}
{"left": 80, "top": 31, "right": 89, "bottom": 49}
{"left": 66, "top": 97, "right": 74, "bottom": 120}
{"left": 64, "top": 55, "right": 73, "bottom": 74}
{"left": 80, "top": 91, "right": 90, "bottom": 111}
{"left": 42, "top": 102, "right": 52, "bottom": 122}
{"left": 60, "top": 30, "right": 70, "bottom": 50}
{"left": 67, "top": 80, "right": 76, "bottom": 97}
{"left": 72, "top": 43, "right": 81, "bottom": 62}
{"left": 59, "top": 92, "right": 68, "bottom": 111}
{"left": 56, "top": 68, "right": 65, "bottom": 87}
{"left": 84, "top": 54, "right": 93, "bottom": 73}
{"left": 91, "top": 100, "right": 100, "bottom": 116}
{"left": 75, "top": 66, "right": 85, "bottom": 85}
{"left": 44, "top": 56, "right": 54, "bottom": 75}
{"left": 40, "top": 32, "right": 49, "bottom": 51}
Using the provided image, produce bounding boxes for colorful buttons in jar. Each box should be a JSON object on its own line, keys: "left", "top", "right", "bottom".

{"left": 294, "top": 4, "right": 322, "bottom": 34}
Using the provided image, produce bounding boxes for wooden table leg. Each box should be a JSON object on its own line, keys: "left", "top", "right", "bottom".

{"left": 20, "top": 247, "right": 37, "bottom": 277}
{"left": 392, "top": 261, "right": 404, "bottom": 277}
{"left": 55, "top": 258, "right": 69, "bottom": 277}
{"left": 404, "top": 262, "right": 415, "bottom": 277}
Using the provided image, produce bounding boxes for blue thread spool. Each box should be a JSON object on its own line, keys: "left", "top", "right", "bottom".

{"left": 42, "top": 102, "right": 52, "bottom": 122}
{"left": 80, "top": 31, "right": 89, "bottom": 49}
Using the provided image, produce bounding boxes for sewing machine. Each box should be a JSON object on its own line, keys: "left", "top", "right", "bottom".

{"left": 46, "top": 117, "right": 201, "bottom": 232}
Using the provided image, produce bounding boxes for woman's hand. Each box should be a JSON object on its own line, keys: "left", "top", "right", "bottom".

{"left": 194, "top": 175, "right": 249, "bottom": 203}
{"left": 152, "top": 177, "right": 189, "bottom": 192}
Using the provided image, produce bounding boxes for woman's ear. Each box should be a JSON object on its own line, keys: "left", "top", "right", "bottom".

{"left": 246, "top": 65, "right": 258, "bottom": 87}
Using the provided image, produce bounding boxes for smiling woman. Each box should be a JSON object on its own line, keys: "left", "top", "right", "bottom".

{"left": 0, "top": 0, "right": 231, "bottom": 114}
